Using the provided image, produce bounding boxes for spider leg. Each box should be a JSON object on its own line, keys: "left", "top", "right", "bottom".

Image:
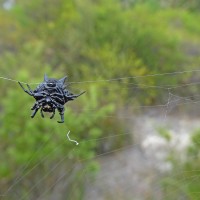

{"left": 31, "top": 103, "right": 37, "bottom": 110}
{"left": 50, "top": 107, "right": 55, "bottom": 119}
{"left": 49, "top": 99, "right": 64, "bottom": 123}
{"left": 50, "top": 93, "right": 64, "bottom": 100}
{"left": 50, "top": 90, "right": 65, "bottom": 102}
{"left": 31, "top": 107, "right": 39, "bottom": 118}
{"left": 57, "top": 106, "right": 65, "bottom": 123}
{"left": 48, "top": 99, "right": 64, "bottom": 122}
{"left": 31, "top": 101, "right": 42, "bottom": 118}
{"left": 74, "top": 91, "right": 86, "bottom": 97}
{"left": 50, "top": 92, "right": 64, "bottom": 97}
{"left": 18, "top": 82, "right": 33, "bottom": 96}
{"left": 51, "top": 99, "right": 63, "bottom": 108}
{"left": 65, "top": 91, "right": 86, "bottom": 101}
{"left": 26, "top": 84, "right": 33, "bottom": 93}
{"left": 31, "top": 99, "right": 45, "bottom": 110}
{"left": 51, "top": 96, "right": 65, "bottom": 104}
{"left": 40, "top": 109, "right": 44, "bottom": 118}
{"left": 33, "top": 91, "right": 48, "bottom": 99}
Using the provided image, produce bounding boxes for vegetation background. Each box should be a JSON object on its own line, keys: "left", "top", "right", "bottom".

{"left": 1, "top": 0, "right": 200, "bottom": 199}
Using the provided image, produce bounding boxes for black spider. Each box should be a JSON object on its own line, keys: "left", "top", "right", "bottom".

{"left": 18, "top": 74, "right": 85, "bottom": 123}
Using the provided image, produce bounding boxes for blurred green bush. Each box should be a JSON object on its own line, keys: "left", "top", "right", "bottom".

{"left": 162, "top": 129, "right": 200, "bottom": 200}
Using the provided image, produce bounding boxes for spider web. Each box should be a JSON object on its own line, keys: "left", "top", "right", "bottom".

{"left": 1, "top": 69, "right": 200, "bottom": 200}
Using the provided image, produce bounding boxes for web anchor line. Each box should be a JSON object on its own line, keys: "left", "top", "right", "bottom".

{"left": 1, "top": 68, "right": 200, "bottom": 85}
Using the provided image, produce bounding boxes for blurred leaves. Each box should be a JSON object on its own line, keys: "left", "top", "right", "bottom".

{"left": 162, "top": 129, "right": 200, "bottom": 200}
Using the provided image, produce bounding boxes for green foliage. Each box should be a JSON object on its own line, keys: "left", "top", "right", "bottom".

{"left": 1, "top": 0, "right": 199, "bottom": 105}
{"left": 162, "top": 129, "right": 200, "bottom": 199}
{"left": 157, "top": 127, "right": 171, "bottom": 142}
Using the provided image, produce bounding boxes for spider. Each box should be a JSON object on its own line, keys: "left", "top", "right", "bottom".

{"left": 18, "top": 74, "right": 85, "bottom": 123}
